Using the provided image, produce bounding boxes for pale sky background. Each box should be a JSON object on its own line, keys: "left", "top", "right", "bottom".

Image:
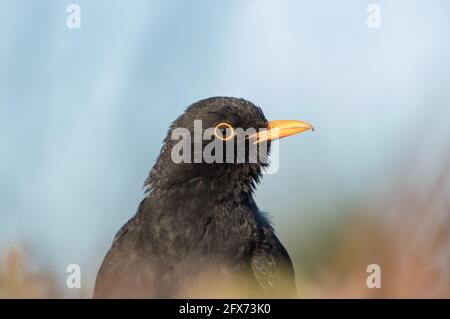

{"left": 0, "top": 0, "right": 449, "bottom": 292}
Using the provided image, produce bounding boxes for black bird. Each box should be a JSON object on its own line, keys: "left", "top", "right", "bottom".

{"left": 94, "top": 97, "right": 313, "bottom": 298}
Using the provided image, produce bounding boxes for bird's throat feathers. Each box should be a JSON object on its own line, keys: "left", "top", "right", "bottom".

{"left": 145, "top": 155, "right": 264, "bottom": 204}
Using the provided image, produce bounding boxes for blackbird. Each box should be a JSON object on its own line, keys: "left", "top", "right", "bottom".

{"left": 94, "top": 97, "right": 313, "bottom": 298}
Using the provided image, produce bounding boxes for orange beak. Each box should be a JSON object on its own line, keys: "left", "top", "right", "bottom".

{"left": 251, "top": 120, "right": 314, "bottom": 144}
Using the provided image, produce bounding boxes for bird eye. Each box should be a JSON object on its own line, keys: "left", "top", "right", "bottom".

{"left": 214, "top": 122, "right": 235, "bottom": 141}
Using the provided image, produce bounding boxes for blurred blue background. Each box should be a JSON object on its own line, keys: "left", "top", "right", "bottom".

{"left": 1, "top": 0, "right": 449, "bottom": 296}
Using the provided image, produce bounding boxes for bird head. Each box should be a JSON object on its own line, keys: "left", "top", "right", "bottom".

{"left": 145, "top": 97, "right": 313, "bottom": 196}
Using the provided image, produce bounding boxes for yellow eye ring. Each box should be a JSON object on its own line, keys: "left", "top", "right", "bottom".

{"left": 214, "top": 122, "right": 235, "bottom": 141}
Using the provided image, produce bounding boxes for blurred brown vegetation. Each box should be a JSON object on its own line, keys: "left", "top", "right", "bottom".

{"left": 0, "top": 246, "right": 61, "bottom": 298}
